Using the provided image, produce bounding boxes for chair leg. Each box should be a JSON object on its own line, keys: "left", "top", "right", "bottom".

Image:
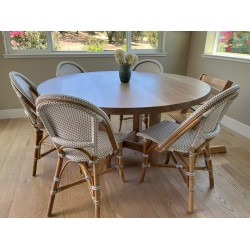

{"left": 188, "top": 152, "right": 195, "bottom": 213}
{"left": 92, "top": 160, "right": 101, "bottom": 218}
{"left": 118, "top": 115, "right": 123, "bottom": 132}
{"left": 204, "top": 144, "right": 214, "bottom": 188}
{"left": 32, "top": 130, "right": 43, "bottom": 177}
{"left": 165, "top": 151, "right": 171, "bottom": 164}
{"left": 117, "top": 142, "right": 125, "bottom": 182}
{"left": 47, "top": 154, "right": 63, "bottom": 217}
{"left": 165, "top": 151, "right": 178, "bottom": 164}
{"left": 140, "top": 140, "right": 150, "bottom": 183}
{"left": 144, "top": 114, "right": 149, "bottom": 129}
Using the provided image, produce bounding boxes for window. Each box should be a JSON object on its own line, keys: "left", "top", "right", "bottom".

{"left": 214, "top": 31, "right": 250, "bottom": 55}
{"left": 3, "top": 31, "right": 165, "bottom": 56}
{"left": 203, "top": 31, "right": 250, "bottom": 63}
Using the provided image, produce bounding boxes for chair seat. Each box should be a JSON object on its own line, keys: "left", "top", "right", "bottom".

{"left": 62, "top": 131, "right": 123, "bottom": 162}
{"left": 137, "top": 121, "right": 205, "bottom": 153}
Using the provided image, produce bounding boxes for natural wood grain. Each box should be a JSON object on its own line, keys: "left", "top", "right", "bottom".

{"left": 38, "top": 71, "right": 211, "bottom": 115}
{"left": 0, "top": 119, "right": 30, "bottom": 204}
{"left": 0, "top": 202, "right": 12, "bottom": 217}
{"left": 0, "top": 116, "right": 250, "bottom": 218}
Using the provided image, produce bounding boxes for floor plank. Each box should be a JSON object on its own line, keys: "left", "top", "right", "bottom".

{"left": 0, "top": 202, "right": 12, "bottom": 217}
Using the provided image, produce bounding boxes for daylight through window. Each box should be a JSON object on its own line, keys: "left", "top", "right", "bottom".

{"left": 4, "top": 31, "right": 163, "bottom": 55}
{"left": 214, "top": 31, "right": 250, "bottom": 55}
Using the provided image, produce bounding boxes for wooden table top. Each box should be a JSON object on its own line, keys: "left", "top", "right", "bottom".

{"left": 38, "top": 71, "right": 211, "bottom": 115}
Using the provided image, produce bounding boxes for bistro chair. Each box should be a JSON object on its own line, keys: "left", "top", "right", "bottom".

{"left": 9, "top": 71, "right": 56, "bottom": 176}
{"left": 169, "top": 73, "right": 233, "bottom": 157}
{"left": 36, "top": 94, "right": 125, "bottom": 218}
{"left": 170, "top": 73, "right": 233, "bottom": 124}
{"left": 137, "top": 85, "right": 240, "bottom": 213}
{"left": 56, "top": 61, "right": 86, "bottom": 77}
{"left": 118, "top": 59, "right": 164, "bottom": 132}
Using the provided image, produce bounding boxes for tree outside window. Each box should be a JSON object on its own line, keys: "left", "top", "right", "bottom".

{"left": 215, "top": 31, "right": 250, "bottom": 55}
{"left": 7, "top": 31, "right": 161, "bottom": 53}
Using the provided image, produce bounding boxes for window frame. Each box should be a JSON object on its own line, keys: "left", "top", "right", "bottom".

{"left": 202, "top": 31, "right": 250, "bottom": 64}
{"left": 3, "top": 31, "right": 166, "bottom": 58}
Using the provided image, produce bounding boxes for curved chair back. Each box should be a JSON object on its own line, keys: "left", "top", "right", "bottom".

{"left": 9, "top": 71, "right": 39, "bottom": 127}
{"left": 199, "top": 73, "right": 233, "bottom": 96}
{"left": 56, "top": 61, "right": 86, "bottom": 77}
{"left": 36, "top": 94, "right": 125, "bottom": 218}
{"left": 131, "top": 59, "right": 164, "bottom": 73}
{"left": 36, "top": 94, "right": 119, "bottom": 155}
{"left": 157, "top": 84, "right": 240, "bottom": 152}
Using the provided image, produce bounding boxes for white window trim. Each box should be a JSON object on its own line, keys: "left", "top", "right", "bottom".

{"left": 3, "top": 31, "right": 167, "bottom": 58}
{"left": 203, "top": 31, "right": 250, "bottom": 64}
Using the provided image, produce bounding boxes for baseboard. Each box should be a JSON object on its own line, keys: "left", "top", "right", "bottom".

{"left": 0, "top": 108, "right": 26, "bottom": 119}
{"left": 221, "top": 115, "right": 250, "bottom": 139}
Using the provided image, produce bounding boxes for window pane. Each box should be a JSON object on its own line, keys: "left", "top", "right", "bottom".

{"left": 131, "top": 31, "right": 159, "bottom": 50}
{"left": 9, "top": 31, "right": 47, "bottom": 50}
{"left": 52, "top": 31, "right": 126, "bottom": 52}
{"left": 216, "top": 31, "right": 250, "bottom": 55}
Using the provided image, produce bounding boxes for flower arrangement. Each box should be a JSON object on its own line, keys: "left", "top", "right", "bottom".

{"left": 114, "top": 49, "right": 138, "bottom": 66}
{"left": 114, "top": 49, "right": 138, "bottom": 83}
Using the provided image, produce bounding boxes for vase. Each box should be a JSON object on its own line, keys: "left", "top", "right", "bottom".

{"left": 119, "top": 64, "right": 131, "bottom": 83}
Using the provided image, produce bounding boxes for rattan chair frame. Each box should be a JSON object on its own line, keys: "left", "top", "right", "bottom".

{"left": 137, "top": 85, "right": 240, "bottom": 213}
{"left": 36, "top": 94, "right": 125, "bottom": 218}
{"left": 56, "top": 61, "right": 86, "bottom": 77}
{"left": 170, "top": 73, "right": 233, "bottom": 124}
{"left": 9, "top": 71, "right": 56, "bottom": 177}
{"left": 169, "top": 73, "right": 233, "bottom": 158}
{"left": 119, "top": 59, "right": 164, "bottom": 132}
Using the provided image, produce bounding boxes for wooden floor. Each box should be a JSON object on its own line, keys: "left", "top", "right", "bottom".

{"left": 0, "top": 114, "right": 250, "bottom": 218}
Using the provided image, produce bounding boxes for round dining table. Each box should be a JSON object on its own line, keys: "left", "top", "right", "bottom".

{"left": 38, "top": 71, "right": 211, "bottom": 152}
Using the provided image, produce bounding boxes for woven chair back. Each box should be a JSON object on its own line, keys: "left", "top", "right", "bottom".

{"left": 56, "top": 61, "right": 85, "bottom": 77}
{"left": 9, "top": 71, "right": 38, "bottom": 125}
{"left": 199, "top": 73, "right": 233, "bottom": 96}
{"left": 158, "top": 85, "right": 240, "bottom": 151}
{"left": 36, "top": 94, "right": 117, "bottom": 155}
{"left": 131, "top": 59, "right": 164, "bottom": 73}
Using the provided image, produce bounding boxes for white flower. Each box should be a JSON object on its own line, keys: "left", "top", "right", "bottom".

{"left": 132, "top": 54, "right": 138, "bottom": 65}
{"left": 114, "top": 49, "right": 125, "bottom": 64}
{"left": 114, "top": 49, "right": 138, "bottom": 66}
{"left": 125, "top": 53, "right": 135, "bottom": 64}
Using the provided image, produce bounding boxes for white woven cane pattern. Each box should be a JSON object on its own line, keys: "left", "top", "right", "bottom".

{"left": 38, "top": 103, "right": 99, "bottom": 154}
{"left": 62, "top": 132, "right": 123, "bottom": 162}
{"left": 191, "top": 105, "right": 224, "bottom": 148}
{"left": 10, "top": 72, "right": 35, "bottom": 105}
{"left": 56, "top": 61, "right": 85, "bottom": 77}
{"left": 168, "top": 85, "right": 239, "bottom": 142}
{"left": 17, "top": 93, "right": 37, "bottom": 125}
{"left": 37, "top": 94, "right": 116, "bottom": 140}
{"left": 9, "top": 71, "right": 39, "bottom": 126}
{"left": 36, "top": 94, "right": 122, "bottom": 161}
{"left": 131, "top": 59, "right": 164, "bottom": 73}
{"left": 137, "top": 120, "right": 203, "bottom": 152}
{"left": 191, "top": 87, "right": 239, "bottom": 148}
{"left": 137, "top": 85, "right": 240, "bottom": 152}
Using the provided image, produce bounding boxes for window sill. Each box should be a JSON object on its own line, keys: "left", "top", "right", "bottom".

{"left": 3, "top": 52, "right": 167, "bottom": 59}
{"left": 202, "top": 53, "right": 250, "bottom": 64}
